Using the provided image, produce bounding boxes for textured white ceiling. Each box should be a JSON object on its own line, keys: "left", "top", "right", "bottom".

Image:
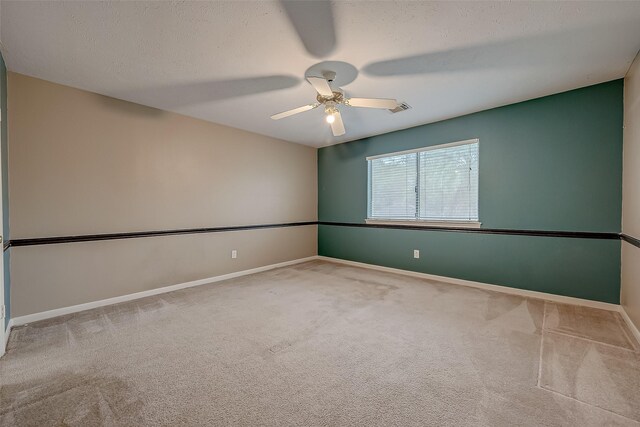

{"left": 2, "top": 1, "right": 640, "bottom": 147}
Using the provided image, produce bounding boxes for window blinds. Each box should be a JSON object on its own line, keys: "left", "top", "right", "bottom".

{"left": 369, "top": 153, "right": 417, "bottom": 220}
{"left": 368, "top": 140, "right": 478, "bottom": 221}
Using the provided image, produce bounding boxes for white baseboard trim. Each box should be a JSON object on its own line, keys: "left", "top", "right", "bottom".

{"left": 11, "top": 256, "right": 318, "bottom": 327}
{"left": 317, "top": 256, "right": 621, "bottom": 312}
{"left": 1, "top": 318, "right": 13, "bottom": 357}
{"left": 5, "top": 318, "right": 13, "bottom": 346}
{"left": 619, "top": 306, "right": 640, "bottom": 347}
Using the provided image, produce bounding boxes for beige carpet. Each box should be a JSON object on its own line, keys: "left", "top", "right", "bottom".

{"left": 1, "top": 260, "right": 639, "bottom": 426}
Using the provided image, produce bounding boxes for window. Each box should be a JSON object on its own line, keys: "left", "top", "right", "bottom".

{"left": 367, "top": 139, "right": 479, "bottom": 226}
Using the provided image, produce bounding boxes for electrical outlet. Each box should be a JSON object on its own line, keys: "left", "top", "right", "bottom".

{"left": 231, "top": 250, "right": 237, "bottom": 259}
{"left": 413, "top": 249, "right": 420, "bottom": 259}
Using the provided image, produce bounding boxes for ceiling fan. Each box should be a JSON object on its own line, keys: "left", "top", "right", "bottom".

{"left": 270, "top": 71, "right": 398, "bottom": 137}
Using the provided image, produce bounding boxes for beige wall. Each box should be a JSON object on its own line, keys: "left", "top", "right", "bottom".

{"left": 8, "top": 73, "right": 317, "bottom": 317}
{"left": 8, "top": 73, "right": 316, "bottom": 237}
{"left": 10, "top": 226, "right": 316, "bottom": 316}
{"left": 622, "top": 51, "right": 640, "bottom": 331}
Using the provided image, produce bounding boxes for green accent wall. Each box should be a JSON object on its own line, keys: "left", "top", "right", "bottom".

{"left": 318, "top": 80, "right": 623, "bottom": 304}
{"left": 1, "top": 52, "right": 9, "bottom": 329}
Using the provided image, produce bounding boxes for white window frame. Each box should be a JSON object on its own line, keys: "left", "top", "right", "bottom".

{"left": 366, "top": 138, "right": 481, "bottom": 229}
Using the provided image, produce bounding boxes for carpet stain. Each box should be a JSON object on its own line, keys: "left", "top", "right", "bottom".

{"left": 268, "top": 341, "right": 292, "bottom": 354}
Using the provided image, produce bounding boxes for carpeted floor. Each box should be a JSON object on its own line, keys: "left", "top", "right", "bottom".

{"left": 1, "top": 260, "right": 639, "bottom": 426}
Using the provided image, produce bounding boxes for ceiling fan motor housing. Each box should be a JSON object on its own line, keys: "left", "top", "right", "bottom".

{"left": 317, "top": 91, "right": 344, "bottom": 105}
{"left": 322, "top": 70, "right": 337, "bottom": 83}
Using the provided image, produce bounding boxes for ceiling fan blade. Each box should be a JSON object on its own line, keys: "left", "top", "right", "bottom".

{"left": 347, "top": 97, "right": 398, "bottom": 109}
{"left": 111, "top": 75, "right": 300, "bottom": 109}
{"left": 280, "top": 0, "right": 336, "bottom": 58}
{"left": 330, "top": 110, "right": 346, "bottom": 137}
{"left": 307, "top": 76, "right": 334, "bottom": 97}
{"left": 361, "top": 30, "right": 575, "bottom": 77}
{"left": 270, "top": 103, "right": 319, "bottom": 120}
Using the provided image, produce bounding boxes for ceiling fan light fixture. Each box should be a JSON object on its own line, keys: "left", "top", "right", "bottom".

{"left": 325, "top": 106, "right": 338, "bottom": 123}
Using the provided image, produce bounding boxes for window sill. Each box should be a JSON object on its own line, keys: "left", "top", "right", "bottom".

{"left": 365, "top": 219, "right": 482, "bottom": 229}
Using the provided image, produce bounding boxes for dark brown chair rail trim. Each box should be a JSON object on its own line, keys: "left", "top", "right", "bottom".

{"left": 3, "top": 221, "right": 634, "bottom": 249}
